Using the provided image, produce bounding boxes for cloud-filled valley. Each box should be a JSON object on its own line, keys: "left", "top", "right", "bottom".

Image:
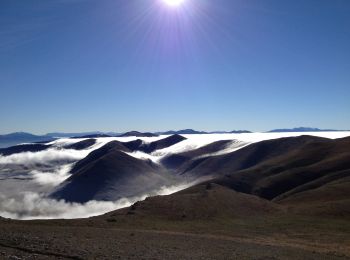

{"left": 1, "top": 131, "right": 350, "bottom": 220}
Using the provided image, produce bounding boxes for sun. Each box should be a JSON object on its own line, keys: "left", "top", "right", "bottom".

{"left": 162, "top": 0, "right": 185, "bottom": 7}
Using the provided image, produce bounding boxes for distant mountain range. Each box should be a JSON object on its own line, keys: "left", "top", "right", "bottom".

{"left": 267, "top": 127, "right": 345, "bottom": 133}
{"left": 46, "top": 132, "right": 121, "bottom": 138}
{"left": 0, "top": 132, "right": 55, "bottom": 148}
{"left": 0, "top": 128, "right": 348, "bottom": 148}
{"left": 156, "top": 129, "right": 252, "bottom": 135}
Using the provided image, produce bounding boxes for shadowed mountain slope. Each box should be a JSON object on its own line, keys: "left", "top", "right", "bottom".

{"left": 0, "top": 143, "right": 52, "bottom": 156}
{"left": 208, "top": 136, "right": 350, "bottom": 198}
{"left": 51, "top": 149, "right": 173, "bottom": 202}
{"left": 50, "top": 135, "right": 187, "bottom": 202}
{"left": 106, "top": 136, "right": 350, "bottom": 219}
{"left": 124, "top": 134, "right": 186, "bottom": 153}
{"left": 161, "top": 140, "right": 240, "bottom": 171}
{"left": 64, "top": 139, "right": 96, "bottom": 150}
{"left": 69, "top": 140, "right": 130, "bottom": 174}
{"left": 180, "top": 136, "right": 350, "bottom": 217}
{"left": 66, "top": 135, "right": 187, "bottom": 176}
{"left": 181, "top": 135, "right": 328, "bottom": 178}
{"left": 274, "top": 174, "right": 350, "bottom": 217}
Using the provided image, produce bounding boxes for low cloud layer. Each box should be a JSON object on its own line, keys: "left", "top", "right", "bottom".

{"left": 0, "top": 148, "right": 85, "bottom": 165}
{"left": 0, "top": 182, "right": 195, "bottom": 220}
{"left": 29, "top": 164, "right": 73, "bottom": 186}
{"left": 1, "top": 132, "right": 349, "bottom": 220}
{"left": 0, "top": 192, "right": 133, "bottom": 220}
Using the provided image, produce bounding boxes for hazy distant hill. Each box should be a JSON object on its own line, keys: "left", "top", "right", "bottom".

{"left": 157, "top": 129, "right": 251, "bottom": 135}
{"left": 0, "top": 132, "right": 55, "bottom": 148}
{"left": 46, "top": 132, "right": 120, "bottom": 138}
{"left": 159, "top": 129, "right": 207, "bottom": 135}
{"left": 119, "top": 131, "right": 158, "bottom": 137}
{"left": 229, "top": 130, "right": 252, "bottom": 133}
{"left": 267, "top": 127, "right": 342, "bottom": 133}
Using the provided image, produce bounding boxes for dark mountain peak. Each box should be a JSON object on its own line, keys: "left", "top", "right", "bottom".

{"left": 144, "top": 134, "right": 186, "bottom": 153}
{"left": 175, "top": 129, "right": 205, "bottom": 134}
{"left": 70, "top": 141, "right": 129, "bottom": 174}
{"left": 120, "top": 131, "right": 158, "bottom": 137}
{"left": 123, "top": 134, "right": 186, "bottom": 153}
{"left": 50, "top": 135, "right": 189, "bottom": 202}
{"left": 230, "top": 130, "right": 252, "bottom": 133}
{"left": 161, "top": 139, "right": 234, "bottom": 170}
{"left": 160, "top": 129, "right": 205, "bottom": 135}
{"left": 0, "top": 143, "right": 52, "bottom": 156}
{"left": 64, "top": 139, "right": 96, "bottom": 150}
{"left": 154, "top": 134, "right": 186, "bottom": 146}
{"left": 51, "top": 147, "right": 172, "bottom": 203}
{"left": 123, "top": 139, "right": 144, "bottom": 151}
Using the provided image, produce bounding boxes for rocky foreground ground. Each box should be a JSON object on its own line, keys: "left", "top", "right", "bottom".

{"left": 1, "top": 185, "right": 349, "bottom": 260}
{"left": 0, "top": 220, "right": 349, "bottom": 260}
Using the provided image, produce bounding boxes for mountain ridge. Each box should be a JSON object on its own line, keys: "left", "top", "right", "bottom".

{"left": 2, "top": 127, "right": 349, "bottom": 148}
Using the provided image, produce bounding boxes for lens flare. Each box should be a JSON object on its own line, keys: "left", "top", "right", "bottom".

{"left": 162, "top": 0, "right": 185, "bottom": 7}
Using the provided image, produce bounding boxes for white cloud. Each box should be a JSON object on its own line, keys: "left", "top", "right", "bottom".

{"left": 0, "top": 192, "right": 133, "bottom": 220}
{"left": 29, "top": 163, "right": 73, "bottom": 186}
{"left": 1, "top": 132, "right": 350, "bottom": 220}
{"left": 0, "top": 148, "right": 84, "bottom": 165}
{"left": 0, "top": 180, "right": 199, "bottom": 220}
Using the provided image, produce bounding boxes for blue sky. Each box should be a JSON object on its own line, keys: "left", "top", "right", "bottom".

{"left": 1, "top": 0, "right": 349, "bottom": 134}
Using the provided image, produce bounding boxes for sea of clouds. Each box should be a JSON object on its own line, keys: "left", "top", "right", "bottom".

{"left": 0, "top": 182, "right": 196, "bottom": 220}
{"left": 1, "top": 131, "right": 350, "bottom": 220}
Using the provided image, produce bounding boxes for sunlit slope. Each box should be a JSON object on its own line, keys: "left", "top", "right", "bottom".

{"left": 106, "top": 183, "right": 281, "bottom": 220}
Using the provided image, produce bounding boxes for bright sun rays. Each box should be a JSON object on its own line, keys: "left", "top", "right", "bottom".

{"left": 162, "top": 0, "right": 186, "bottom": 7}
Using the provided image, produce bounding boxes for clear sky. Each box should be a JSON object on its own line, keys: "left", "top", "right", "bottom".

{"left": 1, "top": 0, "right": 349, "bottom": 134}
